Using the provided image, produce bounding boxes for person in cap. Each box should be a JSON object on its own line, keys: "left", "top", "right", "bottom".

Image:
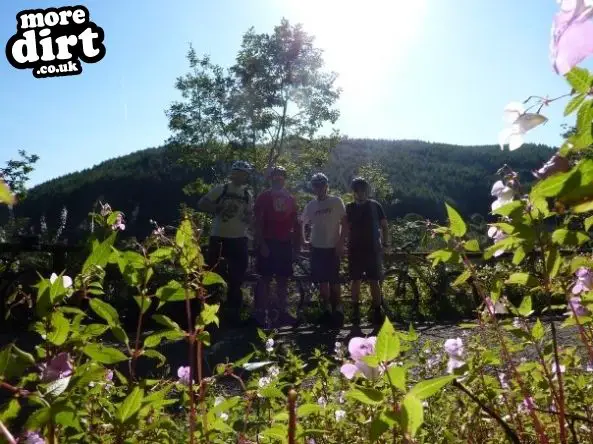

{"left": 300, "top": 173, "right": 347, "bottom": 327}
{"left": 344, "top": 177, "right": 390, "bottom": 325}
{"left": 198, "top": 160, "right": 254, "bottom": 324}
{"left": 253, "top": 165, "right": 301, "bottom": 328}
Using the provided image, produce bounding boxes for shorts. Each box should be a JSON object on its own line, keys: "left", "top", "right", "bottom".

{"left": 311, "top": 247, "right": 340, "bottom": 284}
{"left": 257, "top": 239, "right": 293, "bottom": 277}
{"left": 349, "top": 249, "right": 383, "bottom": 281}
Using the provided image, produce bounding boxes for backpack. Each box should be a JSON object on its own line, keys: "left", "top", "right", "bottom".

{"left": 214, "top": 183, "right": 250, "bottom": 205}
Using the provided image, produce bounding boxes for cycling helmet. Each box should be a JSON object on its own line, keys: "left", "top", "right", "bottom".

{"left": 311, "top": 172, "right": 329, "bottom": 186}
{"left": 351, "top": 177, "right": 369, "bottom": 191}
{"left": 231, "top": 160, "right": 253, "bottom": 172}
{"left": 268, "top": 165, "right": 287, "bottom": 177}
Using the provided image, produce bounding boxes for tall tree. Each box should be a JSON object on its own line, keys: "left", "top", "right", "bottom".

{"left": 166, "top": 18, "right": 342, "bottom": 181}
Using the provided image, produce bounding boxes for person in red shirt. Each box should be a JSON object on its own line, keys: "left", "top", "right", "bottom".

{"left": 253, "top": 166, "right": 301, "bottom": 328}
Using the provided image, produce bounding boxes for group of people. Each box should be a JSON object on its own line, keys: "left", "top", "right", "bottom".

{"left": 198, "top": 161, "right": 390, "bottom": 328}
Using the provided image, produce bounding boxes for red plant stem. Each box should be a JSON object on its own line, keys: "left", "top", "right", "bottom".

{"left": 568, "top": 301, "right": 593, "bottom": 362}
{"left": 184, "top": 287, "right": 196, "bottom": 444}
{"left": 0, "top": 381, "right": 29, "bottom": 397}
{"left": 458, "top": 251, "right": 550, "bottom": 444}
{"left": 288, "top": 389, "right": 297, "bottom": 444}
{"left": 0, "top": 420, "right": 16, "bottom": 444}
{"left": 551, "top": 322, "right": 568, "bottom": 444}
{"left": 131, "top": 303, "right": 145, "bottom": 381}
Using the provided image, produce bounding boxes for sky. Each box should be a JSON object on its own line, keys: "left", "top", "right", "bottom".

{"left": 1, "top": 0, "right": 590, "bottom": 187}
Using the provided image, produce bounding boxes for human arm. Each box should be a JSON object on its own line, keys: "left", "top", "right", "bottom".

{"left": 197, "top": 185, "right": 223, "bottom": 214}
{"left": 376, "top": 202, "right": 390, "bottom": 248}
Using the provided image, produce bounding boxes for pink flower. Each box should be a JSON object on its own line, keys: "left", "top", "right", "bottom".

{"left": 498, "top": 102, "right": 547, "bottom": 151}
{"left": 568, "top": 295, "right": 590, "bottom": 316}
{"left": 533, "top": 155, "right": 570, "bottom": 180}
{"left": 111, "top": 213, "right": 126, "bottom": 231}
{"left": 39, "top": 352, "right": 73, "bottom": 383}
{"left": 177, "top": 366, "right": 191, "bottom": 385}
{"left": 339, "top": 336, "right": 381, "bottom": 380}
{"left": 106, "top": 369, "right": 113, "bottom": 381}
{"left": 487, "top": 226, "right": 508, "bottom": 257}
{"left": 21, "top": 431, "right": 45, "bottom": 444}
{"left": 100, "top": 202, "right": 112, "bottom": 217}
{"left": 444, "top": 338, "right": 465, "bottom": 374}
{"left": 484, "top": 297, "right": 508, "bottom": 315}
{"left": 572, "top": 267, "right": 593, "bottom": 294}
{"left": 550, "top": 0, "right": 593, "bottom": 75}
{"left": 518, "top": 396, "right": 536, "bottom": 414}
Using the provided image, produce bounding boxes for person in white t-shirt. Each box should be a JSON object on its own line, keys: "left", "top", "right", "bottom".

{"left": 301, "top": 173, "right": 347, "bottom": 327}
{"left": 198, "top": 160, "right": 254, "bottom": 324}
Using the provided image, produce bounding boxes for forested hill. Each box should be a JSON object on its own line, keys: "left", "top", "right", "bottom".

{"left": 6, "top": 139, "right": 555, "bottom": 242}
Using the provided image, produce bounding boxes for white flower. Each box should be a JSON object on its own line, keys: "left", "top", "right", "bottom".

{"left": 487, "top": 226, "right": 508, "bottom": 257}
{"left": 50, "top": 272, "right": 72, "bottom": 289}
{"left": 265, "top": 338, "right": 274, "bottom": 353}
{"left": 220, "top": 412, "right": 229, "bottom": 421}
{"left": 317, "top": 396, "right": 327, "bottom": 407}
{"left": 498, "top": 102, "right": 547, "bottom": 151}
{"left": 267, "top": 366, "right": 280, "bottom": 379}
{"left": 337, "top": 391, "right": 345, "bottom": 404}
{"left": 214, "top": 396, "right": 224, "bottom": 407}
{"left": 498, "top": 372, "right": 510, "bottom": 389}
{"left": 258, "top": 377, "right": 271, "bottom": 388}
{"left": 335, "top": 409, "right": 346, "bottom": 421}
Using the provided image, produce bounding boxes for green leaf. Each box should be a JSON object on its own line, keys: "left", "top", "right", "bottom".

{"left": 546, "top": 248, "right": 562, "bottom": 279}
{"left": 375, "top": 317, "right": 400, "bottom": 363}
{"left": 552, "top": 229, "right": 590, "bottom": 246}
{"left": 111, "top": 326, "right": 129, "bottom": 346}
{"left": 0, "top": 179, "right": 15, "bottom": 205}
{"left": 585, "top": 216, "right": 593, "bottom": 231}
{"left": 445, "top": 203, "right": 467, "bottom": 237}
{"left": 116, "top": 386, "right": 144, "bottom": 424}
{"left": 402, "top": 394, "right": 424, "bottom": 437}
{"left": 426, "top": 249, "right": 458, "bottom": 266}
{"left": 175, "top": 218, "right": 203, "bottom": 272}
{"left": 565, "top": 93, "right": 587, "bottom": 116}
{"left": 155, "top": 280, "right": 189, "bottom": 308}
{"left": 202, "top": 271, "right": 226, "bottom": 287}
{"left": 452, "top": 270, "right": 471, "bottom": 287}
{"left": 149, "top": 247, "right": 174, "bottom": 263}
{"left": 573, "top": 200, "right": 593, "bottom": 213}
{"left": 152, "top": 314, "right": 182, "bottom": 331}
{"left": 134, "top": 296, "right": 151, "bottom": 314}
{"left": 370, "top": 417, "right": 390, "bottom": 442}
{"left": 0, "top": 399, "right": 21, "bottom": 423}
{"left": 142, "top": 350, "right": 167, "bottom": 368}
{"left": 346, "top": 387, "right": 384, "bottom": 405}
{"left": 198, "top": 303, "right": 219, "bottom": 327}
{"left": 82, "top": 344, "right": 128, "bottom": 364}
{"left": 512, "top": 246, "right": 527, "bottom": 266}
{"left": 44, "top": 376, "right": 71, "bottom": 399}
{"left": 11, "top": 346, "right": 35, "bottom": 366}
{"left": 89, "top": 298, "right": 119, "bottom": 327}
{"left": 82, "top": 232, "right": 117, "bottom": 273}
{"left": 491, "top": 200, "right": 523, "bottom": 217}
{"left": 577, "top": 100, "right": 593, "bottom": 137}
{"left": 463, "top": 239, "right": 480, "bottom": 252}
{"left": 530, "top": 169, "right": 578, "bottom": 198}
{"left": 408, "top": 375, "right": 455, "bottom": 400}
{"left": 385, "top": 365, "right": 406, "bottom": 391}
{"left": 259, "top": 386, "right": 285, "bottom": 399}
{"left": 144, "top": 329, "right": 186, "bottom": 348}
{"left": 47, "top": 311, "right": 69, "bottom": 346}
{"left": 505, "top": 273, "right": 538, "bottom": 287}
{"left": 81, "top": 323, "right": 110, "bottom": 338}
{"left": 566, "top": 67, "right": 592, "bottom": 94}
{"left": 518, "top": 295, "right": 533, "bottom": 317}
{"left": 25, "top": 407, "right": 50, "bottom": 430}
{"left": 532, "top": 319, "right": 545, "bottom": 341}
{"left": 297, "top": 403, "right": 322, "bottom": 417}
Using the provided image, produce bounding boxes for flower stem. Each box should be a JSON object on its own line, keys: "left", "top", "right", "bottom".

{"left": 184, "top": 286, "right": 196, "bottom": 444}
{"left": 551, "top": 322, "right": 568, "bottom": 444}
{"left": 0, "top": 420, "right": 16, "bottom": 444}
{"left": 288, "top": 389, "right": 297, "bottom": 444}
{"left": 452, "top": 380, "right": 520, "bottom": 444}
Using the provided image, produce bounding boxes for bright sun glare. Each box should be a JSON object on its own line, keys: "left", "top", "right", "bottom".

{"left": 285, "top": 0, "right": 428, "bottom": 104}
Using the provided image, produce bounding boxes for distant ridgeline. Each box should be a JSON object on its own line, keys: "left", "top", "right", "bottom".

{"left": 1, "top": 139, "right": 555, "bottom": 242}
